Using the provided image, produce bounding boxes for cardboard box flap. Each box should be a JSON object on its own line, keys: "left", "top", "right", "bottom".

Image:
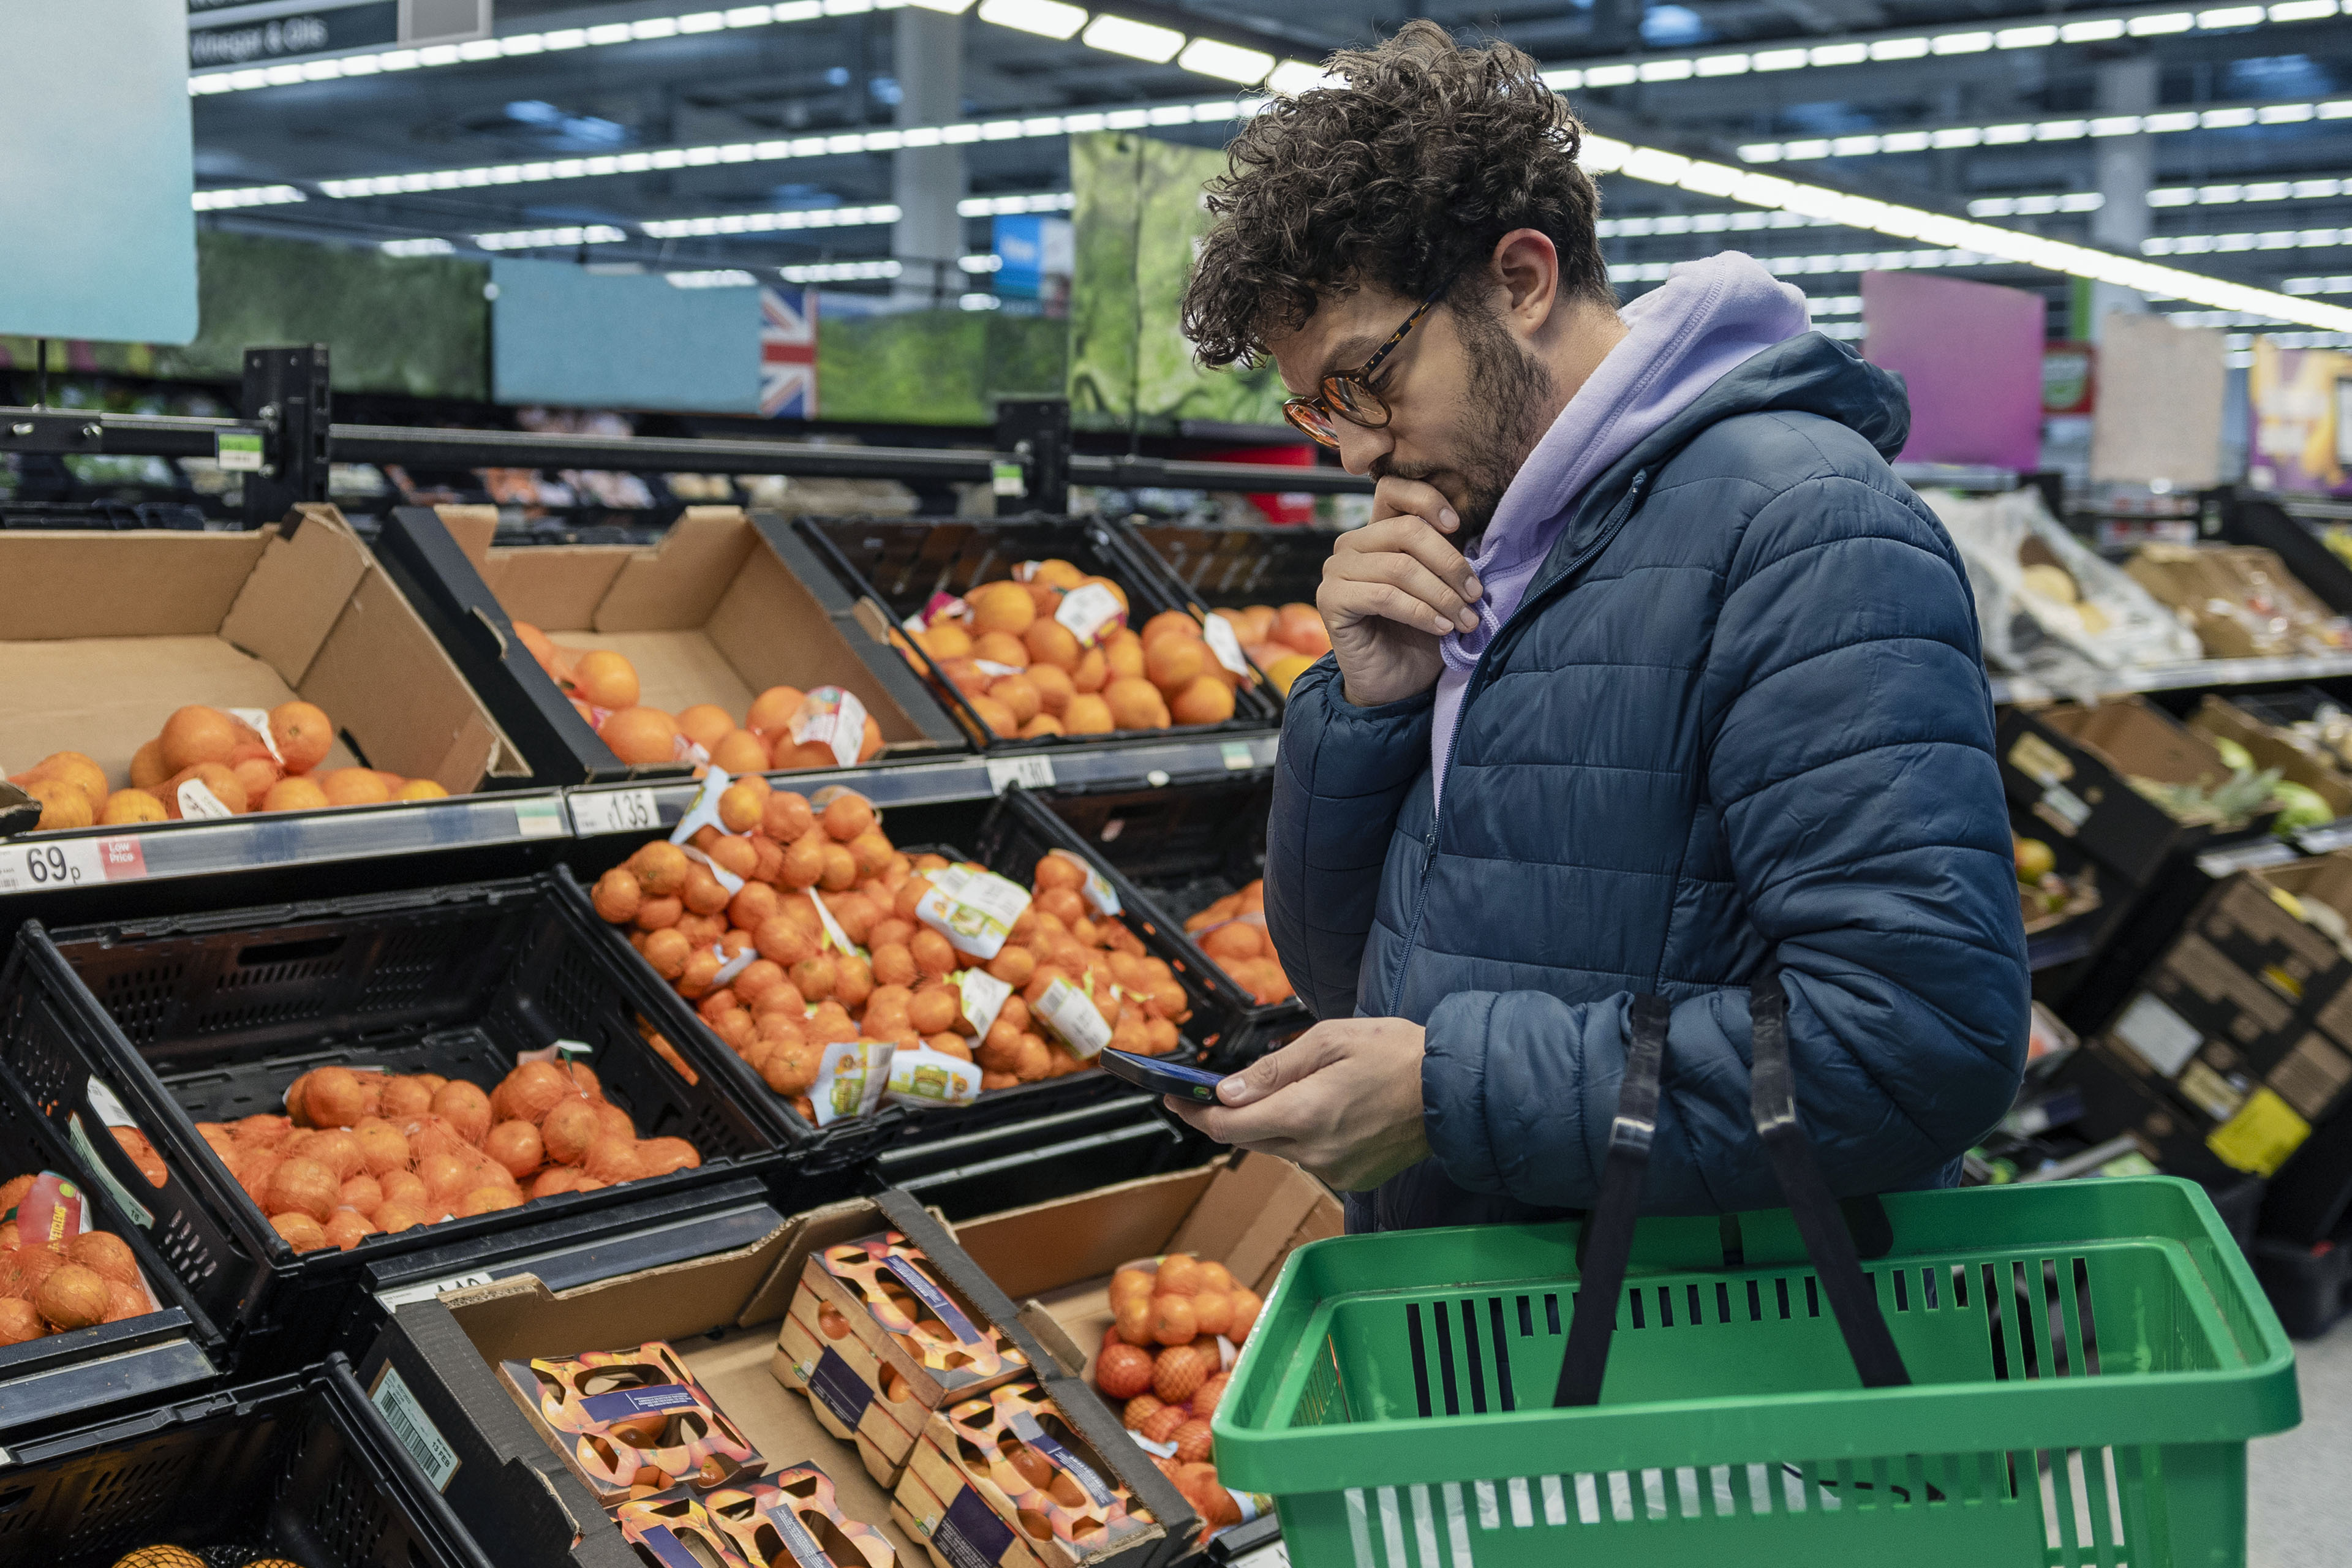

{"left": 707, "top": 541, "right": 923, "bottom": 740}
{"left": 304, "top": 565, "right": 527, "bottom": 786}
{"left": 221, "top": 506, "right": 373, "bottom": 685}
{"left": 483, "top": 547, "right": 634, "bottom": 635}
{"left": 951, "top": 1166, "right": 1223, "bottom": 1302}
{"left": 2191, "top": 696, "right": 2352, "bottom": 815}
{"left": 435, "top": 505, "right": 500, "bottom": 573}
{"left": 596, "top": 508, "right": 758, "bottom": 633}
{"left": 2045, "top": 696, "right": 2230, "bottom": 787}
{"left": 0, "top": 529, "right": 268, "bottom": 641}
{"left": 1169, "top": 1155, "right": 1340, "bottom": 1298}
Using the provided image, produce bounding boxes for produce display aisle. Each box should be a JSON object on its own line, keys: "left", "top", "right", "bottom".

{"left": 2, "top": 399, "right": 2347, "bottom": 1568}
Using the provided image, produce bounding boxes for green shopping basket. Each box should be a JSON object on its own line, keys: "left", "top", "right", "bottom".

{"left": 1210, "top": 981, "right": 2302, "bottom": 1567}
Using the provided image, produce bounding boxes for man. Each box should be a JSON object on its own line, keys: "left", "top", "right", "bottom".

{"left": 1170, "top": 21, "right": 2027, "bottom": 1231}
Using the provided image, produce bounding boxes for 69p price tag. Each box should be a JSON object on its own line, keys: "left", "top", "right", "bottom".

{"left": 0, "top": 835, "right": 147, "bottom": 895}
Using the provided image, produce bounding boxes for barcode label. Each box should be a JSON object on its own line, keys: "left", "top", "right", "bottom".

{"left": 371, "top": 1366, "right": 461, "bottom": 1491}
{"left": 987, "top": 755, "right": 1055, "bottom": 794}
{"left": 570, "top": 788, "right": 660, "bottom": 835}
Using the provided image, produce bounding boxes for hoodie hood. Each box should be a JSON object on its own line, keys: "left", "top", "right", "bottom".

{"left": 1428, "top": 253, "right": 1853, "bottom": 808}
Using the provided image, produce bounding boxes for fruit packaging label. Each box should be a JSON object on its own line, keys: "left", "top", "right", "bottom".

{"left": 793, "top": 688, "right": 869, "bottom": 769}
{"left": 1200, "top": 615, "right": 1251, "bottom": 677}
{"left": 1008, "top": 1410, "right": 1116, "bottom": 1507}
{"left": 1031, "top": 977, "right": 1112, "bottom": 1058}
{"left": 811, "top": 1040, "right": 894, "bottom": 1126}
{"left": 954, "top": 968, "right": 1013, "bottom": 1037}
{"left": 915, "top": 865, "right": 1031, "bottom": 962}
{"left": 808, "top": 889, "right": 857, "bottom": 956}
{"left": 1054, "top": 584, "right": 1125, "bottom": 649}
{"left": 1048, "top": 850, "right": 1120, "bottom": 918}
{"left": 886, "top": 1047, "right": 982, "bottom": 1110}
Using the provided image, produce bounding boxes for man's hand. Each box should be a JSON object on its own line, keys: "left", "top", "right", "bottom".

{"left": 1318, "top": 478, "right": 1483, "bottom": 707}
{"left": 1167, "top": 1017, "right": 1431, "bottom": 1191}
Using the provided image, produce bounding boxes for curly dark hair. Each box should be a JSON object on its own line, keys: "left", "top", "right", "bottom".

{"left": 1181, "top": 21, "right": 1611, "bottom": 368}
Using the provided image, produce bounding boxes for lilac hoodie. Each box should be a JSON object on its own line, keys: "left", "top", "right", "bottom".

{"left": 1430, "top": 252, "right": 1812, "bottom": 805}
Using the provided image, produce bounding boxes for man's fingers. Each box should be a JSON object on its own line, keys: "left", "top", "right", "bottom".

{"left": 1328, "top": 548, "right": 1477, "bottom": 633}
{"left": 1334, "top": 515, "right": 1484, "bottom": 612}
{"left": 1372, "top": 476, "right": 1459, "bottom": 533}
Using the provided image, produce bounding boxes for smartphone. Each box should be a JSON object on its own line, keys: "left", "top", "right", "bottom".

{"left": 1098, "top": 1048, "right": 1227, "bottom": 1104}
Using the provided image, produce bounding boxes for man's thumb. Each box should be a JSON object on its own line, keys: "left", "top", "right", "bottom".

{"left": 1218, "top": 1036, "right": 1317, "bottom": 1106}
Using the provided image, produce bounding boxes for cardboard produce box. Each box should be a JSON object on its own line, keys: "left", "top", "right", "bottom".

{"left": 1999, "top": 697, "right": 2260, "bottom": 886}
{"left": 360, "top": 1187, "right": 1196, "bottom": 1568}
{"left": 2187, "top": 694, "right": 2352, "bottom": 823}
{"left": 2125, "top": 543, "right": 2351, "bottom": 659}
{"left": 0, "top": 507, "right": 527, "bottom": 812}
{"left": 2094, "top": 854, "right": 2352, "bottom": 1180}
{"left": 373, "top": 505, "right": 963, "bottom": 786}
{"left": 894, "top": 1378, "right": 1158, "bottom": 1568}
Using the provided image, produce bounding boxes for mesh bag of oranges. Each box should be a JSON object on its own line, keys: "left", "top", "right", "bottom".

{"left": 897, "top": 560, "right": 1256, "bottom": 742}
{"left": 1210, "top": 603, "right": 1330, "bottom": 698}
{"left": 7, "top": 701, "right": 448, "bottom": 831}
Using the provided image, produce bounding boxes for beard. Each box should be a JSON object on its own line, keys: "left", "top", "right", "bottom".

{"left": 1372, "top": 302, "right": 1556, "bottom": 554}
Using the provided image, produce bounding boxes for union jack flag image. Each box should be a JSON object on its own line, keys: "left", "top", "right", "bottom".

{"left": 760, "top": 285, "right": 818, "bottom": 418}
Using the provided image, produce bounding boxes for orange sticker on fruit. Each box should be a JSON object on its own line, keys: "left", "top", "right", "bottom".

{"left": 791, "top": 687, "right": 868, "bottom": 769}
{"left": 1055, "top": 582, "right": 1125, "bottom": 648}
{"left": 914, "top": 862, "right": 1031, "bottom": 961}
{"left": 1033, "top": 975, "right": 1112, "bottom": 1058}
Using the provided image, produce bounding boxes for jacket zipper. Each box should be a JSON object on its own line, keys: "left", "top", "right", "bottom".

{"left": 1384, "top": 469, "right": 1654, "bottom": 1019}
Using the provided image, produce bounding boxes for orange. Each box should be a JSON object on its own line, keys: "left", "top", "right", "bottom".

{"left": 746, "top": 685, "right": 805, "bottom": 738}
{"left": 1080, "top": 576, "right": 1129, "bottom": 613}
{"left": 571, "top": 649, "right": 640, "bottom": 710}
{"left": 989, "top": 674, "right": 1041, "bottom": 725}
{"left": 1276, "top": 603, "right": 1332, "bottom": 655}
{"left": 774, "top": 740, "right": 839, "bottom": 771}
{"left": 1022, "top": 618, "right": 1080, "bottom": 671}
{"left": 1064, "top": 694, "right": 1115, "bottom": 734}
{"left": 317, "top": 768, "right": 391, "bottom": 807}
{"left": 1070, "top": 648, "right": 1107, "bottom": 693}
{"left": 859, "top": 714, "right": 883, "bottom": 763}
{"left": 160, "top": 706, "right": 239, "bottom": 772}
{"left": 162, "top": 763, "right": 250, "bottom": 816}
{"left": 262, "top": 777, "right": 332, "bottom": 812}
{"left": 968, "top": 695, "right": 1019, "bottom": 736}
{"left": 1104, "top": 678, "right": 1170, "bottom": 731}
{"left": 394, "top": 779, "right": 449, "bottom": 801}
{"left": 1170, "top": 675, "right": 1236, "bottom": 726}
{"left": 1030, "top": 558, "right": 1086, "bottom": 590}
{"left": 600, "top": 707, "right": 681, "bottom": 766}
{"left": 1140, "top": 610, "right": 1199, "bottom": 649}
{"left": 100, "top": 788, "right": 167, "bottom": 824}
{"left": 23, "top": 778, "right": 93, "bottom": 831}
{"left": 1022, "top": 579, "right": 1061, "bottom": 617}
{"left": 1145, "top": 635, "right": 1208, "bottom": 692}
{"left": 706, "top": 729, "right": 766, "bottom": 774}
{"left": 968, "top": 581, "right": 1036, "bottom": 637}
{"left": 1020, "top": 714, "right": 1065, "bottom": 739}
{"left": 232, "top": 756, "right": 282, "bottom": 804}
{"left": 1265, "top": 652, "right": 1317, "bottom": 695}
{"left": 26, "top": 752, "right": 107, "bottom": 813}
{"left": 937, "top": 658, "right": 990, "bottom": 699}
{"left": 916, "top": 624, "right": 973, "bottom": 661}
{"left": 1104, "top": 630, "right": 1145, "bottom": 681}
{"left": 676, "top": 704, "right": 735, "bottom": 751}
{"left": 512, "top": 622, "right": 561, "bottom": 675}
{"left": 1027, "top": 663, "right": 1074, "bottom": 717}
{"left": 268, "top": 700, "right": 334, "bottom": 773}
{"left": 129, "top": 739, "right": 170, "bottom": 790}
{"left": 971, "top": 631, "right": 1030, "bottom": 669}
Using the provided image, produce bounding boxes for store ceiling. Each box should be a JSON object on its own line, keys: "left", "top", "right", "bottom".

{"left": 190, "top": 0, "right": 2352, "bottom": 345}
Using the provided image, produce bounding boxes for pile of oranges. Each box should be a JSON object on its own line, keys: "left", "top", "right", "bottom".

{"left": 192, "top": 1060, "right": 700, "bottom": 1254}
{"left": 10, "top": 701, "right": 445, "bottom": 831}
{"left": 1092, "top": 1252, "right": 1265, "bottom": 1531}
{"left": 1213, "top": 603, "right": 1331, "bottom": 697}
{"left": 0, "top": 1176, "right": 155, "bottom": 1344}
{"left": 587, "top": 777, "right": 1189, "bottom": 1119}
{"left": 511, "top": 625, "right": 883, "bottom": 772}
{"left": 1183, "top": 878, "right": 1294, "bottom": 1008}
{"left": 901, "top": 562, "right": 1247, "bottom": 739}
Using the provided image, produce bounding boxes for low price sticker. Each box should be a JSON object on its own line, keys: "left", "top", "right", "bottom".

{"left": 0, "top": 835, "right": 147, "bottom": 896}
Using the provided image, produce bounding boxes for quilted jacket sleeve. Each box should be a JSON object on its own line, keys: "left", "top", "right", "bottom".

{"left": 1263, "top": 658, "right": 1434, "bottom": 1022}
{"left": 1421, "top": 471, "right": 2029, "bottom": 1213}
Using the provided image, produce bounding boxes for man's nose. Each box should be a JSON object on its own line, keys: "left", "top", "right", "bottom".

{"left": 1332, "top": 420, "right": 1391, "bottom": 477}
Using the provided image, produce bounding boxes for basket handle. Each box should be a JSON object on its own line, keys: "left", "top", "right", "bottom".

{"left": 1552, "top": 974, "right": 1909, "bottom": 1408}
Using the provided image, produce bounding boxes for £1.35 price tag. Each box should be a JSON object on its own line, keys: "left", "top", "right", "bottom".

{"left": 570, "top": 788, "right": 660, "bottom": 836}
{"left": 0, "top": 835, "right": 147, "bottom": 896}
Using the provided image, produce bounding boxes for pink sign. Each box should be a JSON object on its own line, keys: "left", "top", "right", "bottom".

{"left": 1861, "top": 271, "right": 2047, "bottom": 471}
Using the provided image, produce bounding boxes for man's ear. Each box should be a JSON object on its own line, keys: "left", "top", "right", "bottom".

{"left": 1490, "top": 228, "right": 1561, "bottom": 334}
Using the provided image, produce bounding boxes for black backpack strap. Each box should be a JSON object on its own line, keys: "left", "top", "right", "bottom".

{"left": 1553, "top": 993, "right": 1670, "bottom": 1407}
{"left": 1749, "top": 967, "right": 1910, "bottom": 1389}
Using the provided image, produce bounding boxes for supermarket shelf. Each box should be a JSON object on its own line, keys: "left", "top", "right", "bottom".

{"left": 1991, "top": 652, "right": 2352, "bottom": 706}
{"left": 0, "top": 791, "right": 568, "bottom": 899}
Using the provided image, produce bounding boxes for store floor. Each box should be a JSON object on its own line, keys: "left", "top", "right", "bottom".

{"left": 2250, "top": 1314, "right": 2352, "bottom": 1568}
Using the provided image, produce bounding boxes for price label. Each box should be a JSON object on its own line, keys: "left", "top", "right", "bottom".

{"left": 0, "top": 835, "right": 146, "bottom": 895}
{"left": 1055, "top": 582, "right": 1125, "bottom": 647}
{"left": 986, "top": 755, "right": 1056, "bottom": 794}
{"left": 1222, "top": 741, "right": 1257, "bottom": 771}
{"left": 570, "top": 791, "right": 658, "bottom": 835}
{"left": 1202, "top": 612, "right": 1252, "bottom": 676}
{"left": 215, "top": 431, "right": 265, "bottom": 472}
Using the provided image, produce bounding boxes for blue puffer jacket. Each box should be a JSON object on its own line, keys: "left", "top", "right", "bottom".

{"left": 1264, "top": 333, "right": 2029, "bottom": 1233}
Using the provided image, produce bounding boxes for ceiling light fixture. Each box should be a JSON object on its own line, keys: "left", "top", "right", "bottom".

{"left": 1079, "top": 13, "right": 1182, "bottom": 61}
{"left": 641, "top": 202, "right": 901, "bottom": 236}
{"left": 975, "top": 0, "right": 1086, "bottom": 40}
{"left": 1738, "top": 96, "right": 2352, "bottom": 161}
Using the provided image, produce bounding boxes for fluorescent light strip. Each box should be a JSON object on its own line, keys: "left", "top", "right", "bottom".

{"left": 311, "top": 99, "right": 1250, "bottom": 198}
{"left": 472, "top": 224, "right": 628, "bottom": 249}
{"left": 2144, "top": 228, "right": 2352, "bottom": 252}
{"left": 1740, "top": 97, "right": 2352, "bottom": 161}
{"left": 1966, "top": 192, "right": 2108, "bottom": 216}
{"left": 641, "top": 202, "right": 899, "bottom": 236}
{"left": 780, "top": 258, "right": 902, "bottom": 281}
{"left": 1539, "top": 0, "right": 2335, "bottom": 94}
{"left": 957, "top": 190, "right": 1074, "bottom": 214}
{"left": 1973, "top": 181, "right": 2352, "bottom": 215}
{"left": 192, "top": 184, "right": 306, "bottom": 209}
{"left": 380, "top": 237, "right": 456, "bottom": 255}
{"left": 666, "top": 269, "right": 762, "bottom": 287}
{"left": 1578, "top": 133, "right": 2352, "bottom": 330}
{"left": 1609, "top": 247, "right": 2004, "bottom": 283}
{"left": 1597, "top": 209, "right": 1839, "bottom": 236}
{"left": 2288, "top": 274, "right": 2352, "bottom": 292}
{"left": 190, "top": 0, "right": 1322, "bottom": 96}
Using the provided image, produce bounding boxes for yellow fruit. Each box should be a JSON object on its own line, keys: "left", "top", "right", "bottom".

{"left": 2015, "top": 837, "right": 2056, "bottom": 883}
{"left": 100, "top": 788, "right": 167, "bottom": 824}
{"left": 1169, "top": 676, "right": 1235, "bottom": 726}
{"left": 1265, "top": 653, "right": 1316, "bottom": 695}
{"left": 1104, "top": 678, "right": 1170, "bottom": 731}
{"left": 23, "top": 778, "right": 94, "bottom": 831}
{"left": 394, "top": 779, "right": 449, "bottom": 801}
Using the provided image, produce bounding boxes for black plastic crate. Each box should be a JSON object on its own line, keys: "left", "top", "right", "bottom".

{"left": 0, "top": 872, "right": 785, "bottom": 1374}
{"left": 1018, "top": 780, "right": 1310, "bottom": 1067}
{"left": 0, "top": 1355, "right": 490, "bottom": 1568}
{"left": 2252, "top": 1230, "right": 2351, "bottom": 1338}
{"left": 1122, "top": 522, "right": 1332, "bottom": 611}
{"left": 796, "top": 512, "right": 1278, "bottom": 752}
{"left": 0, "top": 1061, "right": 225, "bottom": 1446}
{"left": 2221, "top": 686, "right": 2351, "bottom": 731}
